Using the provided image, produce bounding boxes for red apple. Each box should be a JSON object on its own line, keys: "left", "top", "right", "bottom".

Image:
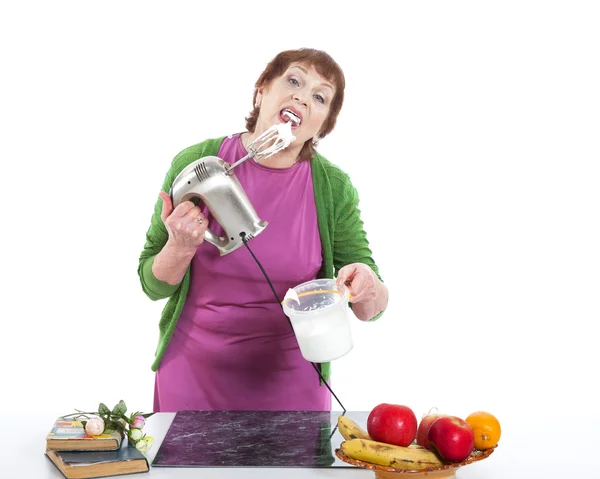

{"left": 428, "top": 416, "right": 474, "bottom": 462}
{"left": 367, "top": 403, "right": 417, "bottom": 447}
{"left": 416, "top": 414, "right": 446, "bottom": 450}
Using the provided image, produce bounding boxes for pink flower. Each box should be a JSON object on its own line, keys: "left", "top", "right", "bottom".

{"left": 85, "top": 417, "right": 105, "bottom": 436}
{"left": 130, "top": 415, "right": 146, "bottom": 429}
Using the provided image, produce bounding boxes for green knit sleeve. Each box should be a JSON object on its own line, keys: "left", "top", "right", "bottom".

{"left": 137, "top": 166, "right": 181, "bottom": 301}
{"left": 332, "top": 173, "right": 385, "bottom": 321}
{"left": 137, "top": 138, "right": 225, "bottom": 300}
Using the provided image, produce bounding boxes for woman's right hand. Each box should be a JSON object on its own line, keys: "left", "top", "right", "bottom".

{"left": 159, "top": 192, "right": 209, "bottom": 252}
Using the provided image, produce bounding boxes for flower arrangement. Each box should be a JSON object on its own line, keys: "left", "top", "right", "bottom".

{"left": 62, "top": 400, "right": 155, "bottom": 453}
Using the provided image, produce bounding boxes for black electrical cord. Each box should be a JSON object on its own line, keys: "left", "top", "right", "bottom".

{"left": 241, "top": 232, "right": 346, "bottom": 413}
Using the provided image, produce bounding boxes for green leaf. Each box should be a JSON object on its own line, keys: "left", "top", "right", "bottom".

{"left": 141, "top": 413, "right": 155, "bottom": 419}
{"left": 81, "top": 420, "right": 88, "bottom": 429}
{"left": 98, "top": 403, "right": 111, "bottom": 416}
{"left": 109, "top": 420, "right": 126, "bottom": 434}
{"left": 112, "top": 400, "right": 127, "bottom": 417}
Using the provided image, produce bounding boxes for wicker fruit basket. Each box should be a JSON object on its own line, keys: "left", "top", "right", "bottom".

{"left": 335, "top": 446, "right": 496, "bottom": 479}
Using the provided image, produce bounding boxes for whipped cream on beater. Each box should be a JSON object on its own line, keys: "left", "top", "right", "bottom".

{"left": 250, "top": 121, "right": 296, "bottom": 161}
{"left": 229, "top": 121, "right": 297, "bottom": 170}
{"left": 277, "top": 120, "right": 296, "bottom": 146}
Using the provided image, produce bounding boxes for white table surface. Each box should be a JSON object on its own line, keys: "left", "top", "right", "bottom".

{"left": 1, "top": 411, "right": 597, "bottom": 478}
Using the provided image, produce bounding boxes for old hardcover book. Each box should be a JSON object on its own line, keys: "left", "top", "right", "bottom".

{"left": 45, "top": 443, "right": 149, "bottom": 479}
{"left": 46, "top": 417, "right": 123, "bottom": 451}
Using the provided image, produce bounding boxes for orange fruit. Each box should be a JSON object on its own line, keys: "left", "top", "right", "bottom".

{"left": 465, "top": 411, "right": 501, "bottom": 450}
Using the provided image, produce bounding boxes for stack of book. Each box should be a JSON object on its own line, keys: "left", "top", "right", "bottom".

{"left": 44, "top": 417, "right": 149, "bottom": 478}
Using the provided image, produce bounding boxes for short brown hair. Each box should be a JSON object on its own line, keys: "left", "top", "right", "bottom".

{"left": 245, "top": 48, "right": 346, "bottom": 162}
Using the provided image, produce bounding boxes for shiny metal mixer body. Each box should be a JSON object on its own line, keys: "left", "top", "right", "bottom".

{"left": 170, "top": 156, "right": 268, "bottom": 256}
{"left": 169, "top": 123, "right": 295, "bottom": 256}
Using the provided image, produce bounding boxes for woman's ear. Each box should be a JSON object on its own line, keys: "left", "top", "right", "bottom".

{"left": 255, "top": 90, "right": 263, "bottom": 109}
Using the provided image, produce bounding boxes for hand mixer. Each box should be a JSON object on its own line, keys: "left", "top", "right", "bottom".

{"left": 169, "top": 122, "right": 296, "bottom": 256}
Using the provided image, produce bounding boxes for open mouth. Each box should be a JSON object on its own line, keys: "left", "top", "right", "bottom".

{"left": 280, "top": 108, "right": 302, "bottom": 127}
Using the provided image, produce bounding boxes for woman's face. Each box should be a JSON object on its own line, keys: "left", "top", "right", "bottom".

{"left": 256, "top": 63, "right": 335, "bottom": 146}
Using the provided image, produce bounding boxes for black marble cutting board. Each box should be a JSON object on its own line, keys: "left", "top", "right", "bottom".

{"left": 153, "top": 410, "right": 369, "bottom": 468}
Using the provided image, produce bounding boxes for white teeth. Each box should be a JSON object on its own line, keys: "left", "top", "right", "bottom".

{"left": 282, "top": 109, "right": 301, "bottom": 126}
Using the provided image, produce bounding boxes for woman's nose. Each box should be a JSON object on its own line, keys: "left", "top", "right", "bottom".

{"left": 292, "top": 92, "right": 307, "bottom": 106}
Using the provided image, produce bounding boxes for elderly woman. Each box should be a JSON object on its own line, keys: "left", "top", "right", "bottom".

{"left": 139, "top": 48, "right": 389, "bottom": 412}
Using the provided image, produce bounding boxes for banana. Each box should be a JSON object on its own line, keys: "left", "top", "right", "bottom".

{"left": 337, "top": 415, "right": 371, "bottom": 441}
{"left": 341, "top": 438, "right": 446, "bottom": 470}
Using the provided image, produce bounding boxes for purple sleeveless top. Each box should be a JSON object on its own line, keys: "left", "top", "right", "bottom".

{"left": 154, "top": 134, "right": 331, "bottom": 411}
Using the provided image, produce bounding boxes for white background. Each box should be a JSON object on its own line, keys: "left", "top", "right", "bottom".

{"left": 1, "top": 0, "right": 598, "bottom": 432}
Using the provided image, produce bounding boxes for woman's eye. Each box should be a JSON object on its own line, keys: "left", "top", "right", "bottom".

{"left": 314, "top": 94, "right": 325, "bottom": 104}
{"left": 288, "top": 77, "right": 300, "bottom": 86}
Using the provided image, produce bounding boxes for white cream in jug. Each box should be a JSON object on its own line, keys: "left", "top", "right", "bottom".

{"left": 291, "top": 300, "right": 353, "bottom": 363}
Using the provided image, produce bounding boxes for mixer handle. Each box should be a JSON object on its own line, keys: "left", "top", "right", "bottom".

{"left": 168, "top": 187, "right": 230, "bottom": 252}
{"left": 203, "top": 228, "right": 229, "bottom": 250}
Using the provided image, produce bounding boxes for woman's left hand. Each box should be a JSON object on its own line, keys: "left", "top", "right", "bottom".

{"left": 336, "top": 263, "right": 378, "bottom": 304}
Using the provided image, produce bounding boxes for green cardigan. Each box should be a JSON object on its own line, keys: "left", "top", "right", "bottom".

{"left": 138, "top": 136, "right": 384, "bottom": 382}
